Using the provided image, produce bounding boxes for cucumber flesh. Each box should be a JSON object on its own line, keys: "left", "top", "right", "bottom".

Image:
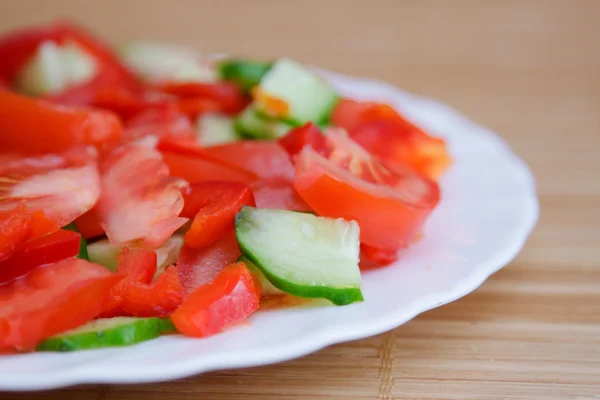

{"left": 62, "top": 223, "right": 89, "bottom": 261}
{"left": 197, "top": 113, "right": 239, "bottom": 147}
{"left": 240, "top": 256, "right": 283, "bottom": 296}
{"left": 234, "top": 106, "right": 292, "bottom": 140}
{"left": 118, "top": 41, "right": 216, "bottom": 83}
{"left": 16, "top": 40, "right": 97, "bottom": 96}
{"left": 37, "top": 317, "right": 174, "bottom": 352}
{"left": 254, "top": 58, "right": 339, "bottom": 125}
{"left": 235, "top": 207, "right": 363, "bottom": 306}
{"left": 218, "top": 59, "right": 272, "bottom": 92}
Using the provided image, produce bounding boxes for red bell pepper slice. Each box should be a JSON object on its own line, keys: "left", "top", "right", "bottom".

{"left": 100, "top": 247, "right": 157, "bottom": 318}
{"left": 122, "top": 267, "right": 184, "bottom": 317}
{"left": 0, "top": 229, "right": 81, "bottom": 284}
{"left": 73, "top": 209, "right": 104, "bottom": 240}
{"left": 181, "top": 181, "right": 255, "bottom": 249}
{"left": 177, "top": 232, "right": 241, "bottom": 294}
{"left": 0, "top": 91, "right": 122, "bottom": 154}
{"left": 0, "top": 258, "right": 122, "bottom": 351}
{"left": 0, "top": 204, "right": 32, "bottom": 263}
{"left": 171, "top": 262, "right": 260, "bottom": 338}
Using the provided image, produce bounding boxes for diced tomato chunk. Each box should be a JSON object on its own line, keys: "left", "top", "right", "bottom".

{"left": 171, "top": 262, "right": 260, "bottom": 338}
{"left": 122, "top": 267, "right": 184, "bottom": 317}
{"left": 277, "top": 122, "right": 327, "bottom": 160}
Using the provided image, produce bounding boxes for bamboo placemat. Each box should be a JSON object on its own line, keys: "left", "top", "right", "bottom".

{"left": 1, "top": 0, "right": 598, "bottom": 398}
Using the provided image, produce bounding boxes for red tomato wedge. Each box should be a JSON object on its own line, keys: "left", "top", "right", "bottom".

{"left": 294, "top": 129, "right": 440, "bottom": 250}
{"left": 73, "top": 208, "right": 104, "bottom": 239}
{"left": 171, "top": 262, "right": 260, "bottom": 338}
{"left": 0, "top": 229, "right": 80, "bottom": 284}
{"left": 0, "top": 147, "right": 101, "bottom": 233}
{"left": 177, "top": 232, "right": 241, "bottom": 294}
{"left": 250, "top": 178, "right": 312, "bottom": 212}
{"left": 124, "top": 107, "right": 195, "bottom": 142}
{"left": 0, "top": 204, "right": 32, "bottom": 263}
{"left": 0, "top": 258, "right": 122, "bottom": 351}
{"left": 277, "top": 122, "right": 327, "bottom": 160}
{"left": 158, "top": 137, "right": 258, "bottom": 184}
{"left": 204, "top": 141, "right": 295, "bottom": 181}
{"left": 332, "top": 99, "right": 451, "bottom": 180}
{"left": 0, "top": 91, "right": 122, "bottom": 154}
{"left": 97, "top": 144, "right": 187, "bottom": 247}
{"left": 181, "top": 181, "right": 255, "bottom": 249}
{"left": 122, "top": 266, "right": 184, "bottom": 317}
{"left": 100, "top": 247, "right": 157, "bottom": 318}
{"left": 157, "top": 82, "right": 248, "bottom": 115}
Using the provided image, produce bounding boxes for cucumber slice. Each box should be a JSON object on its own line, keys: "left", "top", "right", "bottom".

{"left": 254, "top": 58, "right": 339, "bottom": 125}
{"left": 16, "top": 40, "right": 97, "bottom": 96}
{"left": 218, "top": 59, "right": 272, "bottom": 92}
{"left": 234, "top": 106, "right": 292, "bottom": 139}
{"left": 62, "top": 223, "right": 89, "bottom": 261}
{"left": 197, "top": 113, "right": 239, "bottom": 147}
{"left": 235, "top": 207, "right": 363, "bottom": 305}
{"left": 118, "top": 41, "right": 216, "bottom": 83}
{"left": 240, "top": 256, "right": 283, "bottom": 296}
{"left": 88, "top": 235, "right": 184, "bottom": 275}
{"left": 37, "top": 317, "right": 174, "bottom": 352}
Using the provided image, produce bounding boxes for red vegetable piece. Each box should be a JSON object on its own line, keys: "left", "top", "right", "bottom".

{"left": 122, "top": 267, "right": 184, "bottom": 317}
{"left": 277, "top": 122, "right": 327, "bottom": 160}
{"left": 0, "top": 258, "right": 122, "bottom": 351}
{"left": 171, "top": 262, "right": 260, "bottom": 338}
{"left": 73, "top": 209, "right": 104, "bottom": 240}
{"left": 0, "top": 204, "right": 32, "bottom": 263}
{"left": 0, "top": 229, "right": 80, "bottom": 284}
{"left": 250, "top": 178, "right": 312, "bottom": 212}
{"left": 157, "top": 82, "right": 248, "bottom": 115}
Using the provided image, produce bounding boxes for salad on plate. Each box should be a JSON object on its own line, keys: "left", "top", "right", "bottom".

{"left": 0, "top": 21, "right": 451, "bottom": 353}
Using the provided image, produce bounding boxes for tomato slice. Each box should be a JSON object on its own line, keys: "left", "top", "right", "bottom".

{"left": 177, "top": 232, "right": 241, "bottom": 294}
{"left": 359, "top": 244, "right": 400, "bottom": 270}
{"left": 0, "top": 229, "right": 80, "bottom": 284}
{"left": 332, "top": 99, "right": 451, "bottom": 180}
{"left": 157, "top": 82, "right": 248, "bottom": 115}
{"left": 250, "top": 178, "right": 312, "bottom": 212}
{"left": 124, "top": 106, "right": 195, "bottom": 142}
{"left": 277, "top": 122, "right": 327, "bottom": 160}
{"left": 181, "top": 181, "right": 254, "bottom": 249}
{"left": 100, "top": 247, "right": 157, "bottom": 318}
{"left": 73, "top": 208, "right": 104, "bottom": 239}
{"left": 158, "top": 137, "right": 258, "bottom": 184}
{"left": 122, "top": 266, "right": 184, "bottom": 317}
{"left": 171, "top": 262, "right": 260, "bottom": 338}
{"left": 0, "top": 147, "right": 101, "bottom": 232}
{"left": 97, "top": 144, "right": 187, "bottom": 247}
{"left": 0, "top": 204, "right": 32, "bottom": 263}
{"left": 0, "top": 258, "right": 122, "bottom": 350}
{"left": 293, "top": 130, "right": 440, "bottom": 250}
{"left": 0, "top": 91, "right": 122, "bottom": 154}
{"left": 204, "top": 141, "right": 295, "bottom": 181}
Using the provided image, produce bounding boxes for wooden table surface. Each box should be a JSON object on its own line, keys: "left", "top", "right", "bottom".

{"left": 1, "top": 0, "right": 599, "bottom": 399}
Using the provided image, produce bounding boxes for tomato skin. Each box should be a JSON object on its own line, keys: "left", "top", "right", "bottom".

{"left": 277, "top": 122, "right": 327, "bottom": 160}
{"left": 124, "top": 107, "right": 195, "bottom": 142}
{"left": 73, "top": 209, "right": 104, "bottom": 239}
{"left": 182, "top": 181, "right": 255, "bottom": 249}
{"left": 294, "top": 146, "right": 439, "bottom": 250}
{"left": 250, "top": 178, "right": 312, "bottom": 212}
{"left": 171, "top": 262, "right": 260, "bottom": 338}
{"left": 177, "top": 232, "right": 241, "bottom": 294}
{"left": 204, "top": 141, "right": 295, "bottom": 181}
{"left": 359, "top": 244, "right": 400, "bottom": 270}
{"left": 0, "top": 229, "right": 81, "bottom": 284}
{"left": 97, "top": 144, "right": 187, "bottom": 247}
{"left": 100, "top": 247, "right": 157, "bottom": 318}
{"left": 122, "top": 266, "right": 184, "bottom": 317}
{"left": 0, "top": 258, "right": 122, "bottom": 351}
{"left": 157, "top": 82, "right": 248, "bottom": 115}
{"left": 0, "top": 204, "right": 32, "bottom": 263}
{"left": 0, "top": 91, "right": 122, "bottom": 154}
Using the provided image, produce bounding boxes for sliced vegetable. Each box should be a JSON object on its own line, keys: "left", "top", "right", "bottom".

{"left": 171, "top": 262, "right": 260, "bottom": 337}
{"left": 218, "top": 59, "right": 272, "bottom": 92}
{"left": 253, "top": 58, "right": 338, "bottom": 125}
{"left": 277, "top": 122, "right": 327, "bottom": 160}
{"left": 122, "top": 266, "right": 184, "bottom": 317}
{"left": 124, "top": 106, "right": 195, "bottom": 141}
{"left": 63, "top": 222, "right": 89, "bottom": 260}
{"left": 73, "top": 209, "right": 104, "bottom": 239}
{"left": 97, "top": 144, "right": 187, "bottom": 247}
{"left": 234, "top": 106, "right": 292, "bottom": 139}
{"left": 236, "top": 207, "right": 363, "bottom": 306}
{"left": 0, "top": 258, "right": 122, "bottom": 351}
{"left": 196, "top": 113, "right": 239, "bottom": 147}
{"left": 37, "top": 317, "right": 174, "bottom": 352}
{"left": 157, "top": 81, "right": 247, "bottom": 115}
{"left": 181, "top": 181, "right": 254, "bottom": 249}
{"left": 240, "top": 256, "right": 282, "bottom": 296}
{"left": 177, "top": 232, "right": 241, "bottom": 294}
{"left": 0, "top": 229, "right": 81, "bottom": 284}
{"left": 0, "top": 204, "right": 32, "bottom": 263}
{"left": 250, "top": 178, "right": 312, "bottom": 212}
{"left": 0, "top": 91, "right": 122, "bottom": 154}
{"left": 359, "top": 244, "right": 400, "bottom": 270}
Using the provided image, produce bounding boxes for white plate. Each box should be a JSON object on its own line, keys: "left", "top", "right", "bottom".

{"left": 0, "top": 70, "right": 539, "bottom": 391}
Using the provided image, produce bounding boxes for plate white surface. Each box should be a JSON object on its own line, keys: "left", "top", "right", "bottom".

{"left": 0, "top": 70, "right": 539, "bottom": 391}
